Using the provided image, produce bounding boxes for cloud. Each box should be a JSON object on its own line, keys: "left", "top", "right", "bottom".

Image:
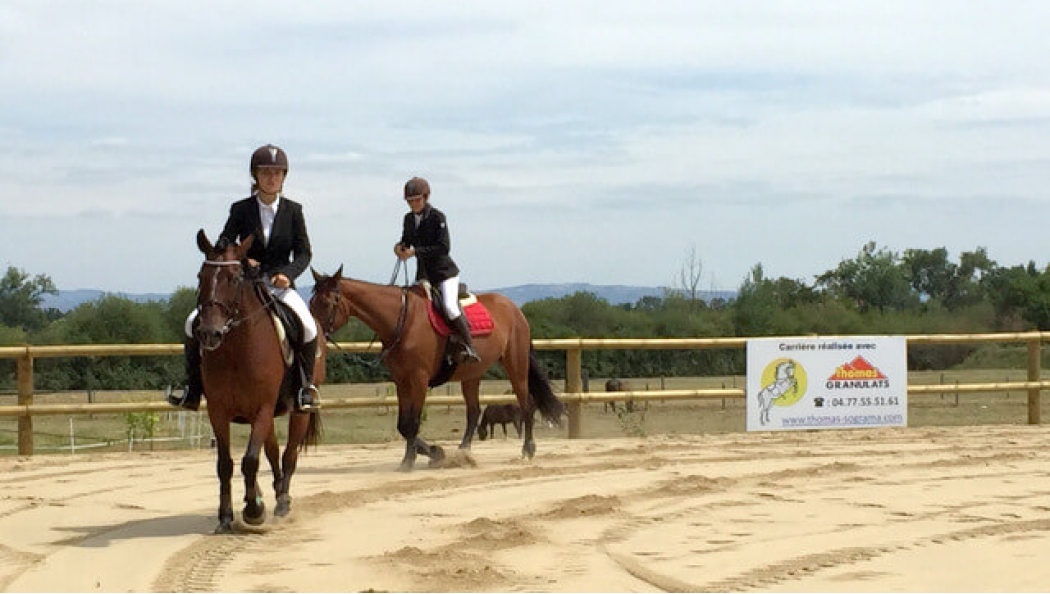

{"left": 2, "top": 1, "right": 1049, "bottom": 294}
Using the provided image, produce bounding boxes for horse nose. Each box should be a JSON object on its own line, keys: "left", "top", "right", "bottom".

{"left": 198, "top": 328, "right": 223, "bottom": 351}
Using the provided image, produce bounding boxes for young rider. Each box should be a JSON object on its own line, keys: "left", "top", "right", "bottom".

{"left": 168, "top": 144, "right": 321, "bottom": 412}
{"left": 394, "top": 176, "right": 481, "bottom": 364}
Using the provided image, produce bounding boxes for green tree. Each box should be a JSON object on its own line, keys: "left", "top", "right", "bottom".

{"left": 816, "top": 241, "right": 916, "bottom": 312}
{"left": 163, "top": 286, "right": 198, "bottom": 341}
{"left": 34, "top": 295, "right": 177, "bottom": 390}
{"left": 732, "top": 264, "right": 778, "bottom": 336}
{"left": 986, "top": 262, "right": 1050, "bottom": 330}
{"left": 0, "top": 266, "right": 59, "bottom": 331}
{"left": 901, "top": 247, "right": 956, "bottom": 303}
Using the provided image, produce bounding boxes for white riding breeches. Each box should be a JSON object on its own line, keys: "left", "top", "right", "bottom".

{"left": 439, "top": 276, "right": 463, "bottom": 320}
{"left": 185, "top": 285, "right": 318, "bottom": 342}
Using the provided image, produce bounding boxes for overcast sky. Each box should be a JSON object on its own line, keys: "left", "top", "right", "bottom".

{"left": 2, "top": 1, "right": 1049, "bottom": 295}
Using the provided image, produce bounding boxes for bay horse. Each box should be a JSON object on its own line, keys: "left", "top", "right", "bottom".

{"left": 309, "top": 266, "right": 564, "bottom": 471}
{"left": 193, "top": 229, "right": 323, "bottom": 533}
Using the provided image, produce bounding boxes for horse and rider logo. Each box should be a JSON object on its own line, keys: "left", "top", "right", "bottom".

{"left": 756, "top": 358, "right": 808, "bottom": 426}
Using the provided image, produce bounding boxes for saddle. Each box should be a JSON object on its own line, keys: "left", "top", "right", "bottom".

{"left": 412, "top": 281, "right": 494, "bottom": 389}
{"left": 254, "top": 283, "right": 306, "bottom": 415}
{"left": 417, "top": 281, "right": 494, "bottom": 337}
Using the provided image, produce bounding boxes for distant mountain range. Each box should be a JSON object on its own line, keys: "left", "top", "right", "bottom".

{"left": 40, "top": 290, "right": 172, "bottom": 313}
{"left": 41, "top": 283, "right": 736, "bottom": 312}
{"left": 482, "top": 283, "right": 735, "bottom": 306}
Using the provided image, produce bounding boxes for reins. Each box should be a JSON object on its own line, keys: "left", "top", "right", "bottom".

{"left": 378, "top": 288, "right": 408, "bottom": 362}
{"left": 198, "top": 260, "right": 276, "bottom": 337}
{"left": 378, "top": 257, "right": 410, "bottom": 361}
{"left": 318, "top": 263, "right": 410, "bottom": 362}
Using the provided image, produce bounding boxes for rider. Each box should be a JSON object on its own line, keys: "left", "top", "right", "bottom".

{"left": 167, "top": 144, "right": 321, "bottom": 412}
{"left": 394, "top": 176, "right": 481, "bottom": 364}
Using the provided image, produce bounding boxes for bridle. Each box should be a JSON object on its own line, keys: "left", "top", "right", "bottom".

{"left": 196, "top": 260, "right": 272, "bottom": 340}
{"left": 315, "top": 280, "right": 408, "bottom": 362}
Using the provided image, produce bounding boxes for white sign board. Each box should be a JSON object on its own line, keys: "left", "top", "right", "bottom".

{"left": 746, "top": 336, "right": 907, "bottom": 432}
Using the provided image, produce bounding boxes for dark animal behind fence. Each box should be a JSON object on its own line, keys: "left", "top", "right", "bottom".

{"left": 477, "top": 403, "right": 522, "bottom": 440}
{"left": 604, "top": 378, "right": 634, "bottom": 413}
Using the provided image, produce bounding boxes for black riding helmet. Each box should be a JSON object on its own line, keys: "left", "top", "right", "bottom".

{"left": 250, "top": 144, "right": 289, "bottom": 175}
{"left": 404, "top": 176, "right": 430, "bottom": 199}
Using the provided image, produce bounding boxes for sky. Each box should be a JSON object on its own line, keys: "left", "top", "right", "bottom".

{"left": 2, "top": 1, "right": 1049, "bottom": 295}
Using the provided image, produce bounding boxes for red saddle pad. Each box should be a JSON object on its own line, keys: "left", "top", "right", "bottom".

{"left": 427, "top": 299, "right": 494, "bottom": 337}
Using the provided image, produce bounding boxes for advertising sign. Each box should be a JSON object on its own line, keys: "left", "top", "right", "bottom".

{"left": 746, "top": 336, "right": 907, "bottom": 432}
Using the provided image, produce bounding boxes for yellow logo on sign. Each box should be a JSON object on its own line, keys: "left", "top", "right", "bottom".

{"left": 759, "top": 358, "right": 808, "bottom": 407}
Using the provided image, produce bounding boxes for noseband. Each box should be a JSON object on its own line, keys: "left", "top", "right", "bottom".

{"left": 318, "top": 287, "right": 343, "bottom": 340}
{"left": 198, "top": 260, "right": 248, "bottom": 338}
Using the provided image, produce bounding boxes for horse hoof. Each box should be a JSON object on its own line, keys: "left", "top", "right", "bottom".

{"left": 214, "top": 522, "right": 233, "bottom": 535}
{"left": 430, "top": 444, "right": 446, "bottom": 461}
{"left": 275, "top": 495, "right": 291, "bottom": 518}
{"left": 398, "top": 461, "right": 415, "bottom": 472}
{"left": 427, "top": 446, "right": 446, "bottom": 468}
{"left": 522, "top": 442, "right": 536, "bottom": 459}
{"left": 242, "top": 501, "right": 266, "bottom": 526}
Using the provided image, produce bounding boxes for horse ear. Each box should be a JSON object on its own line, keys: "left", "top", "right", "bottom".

{"left": 311, "top": 267, "right": 324, "bottom": 284}
{"left": 235, "top": 234, "right": 255, "bottom": 259}
{"left": 196, "top": 229, "right": 213, "bottom": 255}
{"left": 334, "top": 264, "right": 344, "bottom": 280}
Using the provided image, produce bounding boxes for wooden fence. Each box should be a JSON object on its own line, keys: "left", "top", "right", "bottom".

{"left": 2, "top": 331, "right": 1050, "bottom": 455}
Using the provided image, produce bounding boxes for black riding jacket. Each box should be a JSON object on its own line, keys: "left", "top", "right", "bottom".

{"left": 217, "top": 195, "right": 312, "bottom": 287}
{"left": 399, "top": 204, "right": 460, "bottom": 283}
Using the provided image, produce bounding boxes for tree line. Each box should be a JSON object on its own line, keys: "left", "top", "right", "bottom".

{"left": 2, "top": 241, "right": 1049, "bottom": 391}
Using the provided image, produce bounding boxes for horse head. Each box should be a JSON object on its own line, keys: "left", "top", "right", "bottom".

{"left": 309, "top": 265, "right": 345, "bottom": 338}
{"left": 195, "top": 229, "right": 255, "bottom": 351}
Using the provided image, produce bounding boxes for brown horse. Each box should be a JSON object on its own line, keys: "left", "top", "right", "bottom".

{"left": 309, "top": 266, "right": 564, "bottom": 471}
{"left": 194, "top": 230, "right": 322, "bottom": 533}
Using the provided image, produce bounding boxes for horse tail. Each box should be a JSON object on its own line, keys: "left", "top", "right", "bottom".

{"left": 528, "top": 348, "right": 566, "bottom": 426}
{"left": 300, "top": 411, "right": 323, "bottom": 452}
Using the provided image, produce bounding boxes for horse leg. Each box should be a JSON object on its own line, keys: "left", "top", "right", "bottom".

{"left": 508, "top": 375, "right": 537, "bottom": 459}
{"left": 212, "top": 422, "right": 235, "bottom": 534}
{"left": 240, "top": 416, "right": 273, "bottom": 526}
{"left": 458, "top": 379, "right": 482, "bottom": 450}
{"left": 263, "top": 431, "right": 282, "bottom": 512}
{"left": 396, "top": 380, "right": 427, "bottom": 471}
{"left": 276, "top": 412, "right": 310, "bottom": 517}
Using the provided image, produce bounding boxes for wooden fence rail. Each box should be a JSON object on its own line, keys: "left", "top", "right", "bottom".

{"left": 2, "top": 331, "right": 1048, "bottom": 455}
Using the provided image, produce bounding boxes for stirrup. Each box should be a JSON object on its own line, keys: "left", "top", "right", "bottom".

{"left": 460, "top": 346, "right": 481, "bottom": 364}
{"left": 296, "top": 385, "right": 320, "bottom": 412}
{"left": 166, "top": 385, "right": 200, "bottom": 411}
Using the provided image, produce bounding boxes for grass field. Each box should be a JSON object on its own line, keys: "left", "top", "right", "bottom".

{"left": 1, "top": 369, "right": 1047, "bottom": 455}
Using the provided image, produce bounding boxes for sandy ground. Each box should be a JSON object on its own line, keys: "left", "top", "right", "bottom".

{"left": 3, "top": 424, "right": 1050, "bottom": 593}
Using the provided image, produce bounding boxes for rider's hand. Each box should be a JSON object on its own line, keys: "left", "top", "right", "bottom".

{"left": 271, "top": 273, "right": 291, "bottom": 289}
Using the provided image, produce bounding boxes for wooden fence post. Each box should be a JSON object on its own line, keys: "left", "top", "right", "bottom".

{"left": 1028, "top": 336, "right": 1041, "bottom": 425}
{"left": 566, "top": 347, "right": 582, "bottom": 439}
{"left": 17, "top": 348, "right": 33, "bottom": 456}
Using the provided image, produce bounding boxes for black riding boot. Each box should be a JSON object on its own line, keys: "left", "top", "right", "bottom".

{"left": 295, "top": 337, "right": 320, "bottom": 412}
{"left": 451, "top": 315, "right": 481, "bottom": 364}
{"left": 167, "top": 338, "right": 203, "bottom": 411}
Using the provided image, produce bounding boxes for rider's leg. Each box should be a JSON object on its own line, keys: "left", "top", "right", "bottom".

{"left": 440, "top": 277, "right": 480, "bottom": 364}
{"left": 168, "top": 310, "right": 203, "bottom": 411}
{"left": 275, "top": 288, "right": 320, "bottom": 411}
